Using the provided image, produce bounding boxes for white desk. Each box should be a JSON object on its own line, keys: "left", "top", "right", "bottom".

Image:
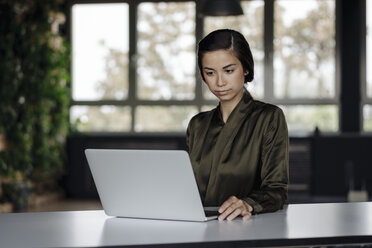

{"left": 1, "top": 202, "right": 372, "bottom": 248}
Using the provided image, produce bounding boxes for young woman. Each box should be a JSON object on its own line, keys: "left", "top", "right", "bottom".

{"left": 186, "top": 29, "right": 289, "bottom": 221}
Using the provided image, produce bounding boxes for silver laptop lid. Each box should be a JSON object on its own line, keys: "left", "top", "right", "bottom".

{"left": 85, "top": 149, "right": 214, "bottom": 221}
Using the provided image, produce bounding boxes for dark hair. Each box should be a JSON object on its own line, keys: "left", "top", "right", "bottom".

{"left": 197, "top": 29, "right": 254, "bottom": 83}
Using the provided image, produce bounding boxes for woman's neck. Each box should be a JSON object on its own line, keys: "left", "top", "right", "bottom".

{"left": 219, "top": 89, "right": 245, "bottom": 123}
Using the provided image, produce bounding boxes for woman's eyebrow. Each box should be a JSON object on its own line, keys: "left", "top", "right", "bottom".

{"left": 223, "top": 64, "right": 237, "bottom": 69}
{"left": 203, "top": 64, "right": 237, "bottom": 70}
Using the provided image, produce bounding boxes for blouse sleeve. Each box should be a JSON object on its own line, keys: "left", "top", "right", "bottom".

{"left": 243, "top": 107, "right": 289, "bottom": 214}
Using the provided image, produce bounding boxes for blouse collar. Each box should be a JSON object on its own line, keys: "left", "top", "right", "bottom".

{"left": 215, "top": 89, "right": 254, "bottom": 124}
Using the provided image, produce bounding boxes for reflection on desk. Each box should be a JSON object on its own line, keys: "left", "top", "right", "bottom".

{"left": 0, "top": 202, "right": 372, "bottom": 247}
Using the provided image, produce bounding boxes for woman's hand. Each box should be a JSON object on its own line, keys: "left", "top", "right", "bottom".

{"left": 218, "top": 196, "right": 253, "bottom": 221}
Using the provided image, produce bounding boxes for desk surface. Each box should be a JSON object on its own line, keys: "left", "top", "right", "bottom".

{"left": 1, "top": 202, "right": 372, "bottom": 248}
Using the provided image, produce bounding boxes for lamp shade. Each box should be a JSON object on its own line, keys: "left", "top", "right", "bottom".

{"left": 201, "top": 0, "right": 244, "bottom": 16}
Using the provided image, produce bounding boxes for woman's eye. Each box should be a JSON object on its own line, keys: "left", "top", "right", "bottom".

{"left": 225, "top": 69, "right": 234, "bottom": 74}
{"left": 205, "top": 71, "right": 214, "bottom": 76}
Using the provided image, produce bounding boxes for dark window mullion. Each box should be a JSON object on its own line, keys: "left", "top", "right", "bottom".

{"left": 264, "top": 0, "right": 274, "bottom": 102}
{"left": 129, "top": 2, "right": 138, "bottom": 132}
{"left": 195, "top": 0, "right": 204, "bottom": 112}
{"left": 338, "top": 0, "right": 363, "bottom": 132}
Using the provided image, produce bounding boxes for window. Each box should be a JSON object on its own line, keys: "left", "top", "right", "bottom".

{"left": 137, "top": 2, "right": 195, "bottom": 100}
{"left": 70, "top": 2, "right": 198, "bottom": 132}
{"left": 364, "top": 0, "right": 372, "bottom": 131}
{"left": 274, "top": 0, "right": 337, "bottom": 133}
{"left": 71, "top": 3, "right": 129, "bottom": 101}
{"left": 70, "top": 0, "right": 337, "bottom": 134}
{"left": 204, "top": 1, "right": 264, "bottom": 100}
{"left": 279, "top": 105, "right": 338, "bottom": 132}
{"left": 203, "top": 0, "right": 336, "bottom": 133}
{"left": 71, "top": 3, "right": 131, "bottom": 131}
{"left": 135, "top": 2, "right": 198, "bottom": 132}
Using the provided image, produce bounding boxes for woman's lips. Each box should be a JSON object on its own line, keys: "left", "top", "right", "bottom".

{"left": 216, "top": 89, "right": 230, "bottom": 96}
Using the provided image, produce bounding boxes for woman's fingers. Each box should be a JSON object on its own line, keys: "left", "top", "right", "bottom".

{"left": 226, "top": 208, "right": 242, "bottom": 221}
{"left": 246, "top": 202, "right": 253, "bottom": 213}
{"left": 218, "top": 196, "right": 239, "bottom": 220}
{"left": 242, "top": 212, "right": 252, "bottom": 221}
{"left": 218, "top": 196, "right": 252, "bottom": 221}
{"left": 218, "top": 196, "right": 238, "bottom": 214}
{"left": 218, "top": 206, "right": 234, "bottom": 221}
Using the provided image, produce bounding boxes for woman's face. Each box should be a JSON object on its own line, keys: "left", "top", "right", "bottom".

{"left": 201, "top": 49, "right": 248, "bottom": 104}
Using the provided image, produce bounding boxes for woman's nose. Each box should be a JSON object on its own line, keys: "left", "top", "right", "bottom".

{"left": 217, "top": 74, "right": 226, "bottom": 87}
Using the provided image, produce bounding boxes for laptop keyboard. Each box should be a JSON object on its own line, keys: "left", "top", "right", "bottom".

{"left": 204, "top": 210, "right": 220, "bottom": 217}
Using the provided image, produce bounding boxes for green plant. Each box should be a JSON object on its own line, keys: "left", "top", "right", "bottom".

{"left": 1, "top": 181, "right": 29, "bottom": 212}
{"left": 0, "top": 1, "right": 70, "bottom": 196}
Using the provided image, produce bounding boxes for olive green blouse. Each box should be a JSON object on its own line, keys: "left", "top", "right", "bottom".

{"left": 186, "top": 90, "right": 289, "bottom": 214}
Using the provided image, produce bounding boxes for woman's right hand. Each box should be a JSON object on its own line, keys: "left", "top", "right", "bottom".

{"left": 218, "top": 196, "right": 253, "bottom": 221}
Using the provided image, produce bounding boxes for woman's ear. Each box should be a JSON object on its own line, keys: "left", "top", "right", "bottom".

{"left": 244, "top": 70, "right": 249, "bottom": 76}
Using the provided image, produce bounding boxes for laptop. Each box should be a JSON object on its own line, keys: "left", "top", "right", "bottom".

{"left": 85, "top": 149, "right": 219, "bottom": 222}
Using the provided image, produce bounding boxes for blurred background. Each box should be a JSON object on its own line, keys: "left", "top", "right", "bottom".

{"left": 0, "top": 0, "right": 371, "bottom": 213}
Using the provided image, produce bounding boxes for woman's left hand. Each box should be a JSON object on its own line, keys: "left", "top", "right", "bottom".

{"left": 218, "top": 196, "right": 253, "bottom": 221}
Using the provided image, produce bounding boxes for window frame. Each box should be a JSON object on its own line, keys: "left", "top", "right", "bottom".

{"left": 68, "top": 0, "right": 340, "bottom": 133}
{"left": 261, "top": 0, "right": 339, "bottom": 107}
{"left": 69, "top": 0, "right": 214, "bottom": 132}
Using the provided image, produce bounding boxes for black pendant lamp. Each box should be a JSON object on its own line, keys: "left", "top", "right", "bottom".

{"left": 201, "top": 0, "right": 244, "bottom": 16}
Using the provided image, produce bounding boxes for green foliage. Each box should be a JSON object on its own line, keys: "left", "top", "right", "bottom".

{"left": 0, "top": 0, "right": 70, "bottom": 191}
{"left": 1, "top": 182, "right": 29, "bottom": 211}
